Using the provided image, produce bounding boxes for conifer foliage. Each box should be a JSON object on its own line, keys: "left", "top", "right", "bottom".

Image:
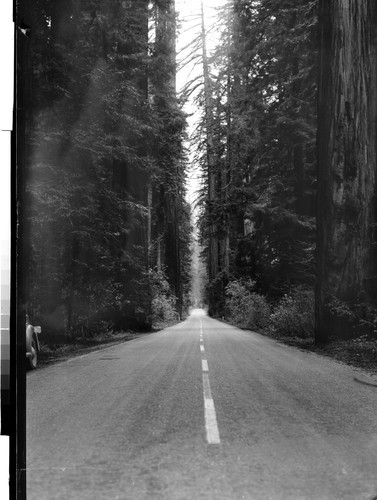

{"left": 195, "top": 0, "right": 317, "bottom": 314}
{"left": 194, "top": 0, "right": 377, "bottom": 341}
{"left": 22, "top": 0, "right": 191, "bottom": 336}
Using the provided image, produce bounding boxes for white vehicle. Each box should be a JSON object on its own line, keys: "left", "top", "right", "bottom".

{"left": 26, "top": 316, "right": 42, "bottom": 369}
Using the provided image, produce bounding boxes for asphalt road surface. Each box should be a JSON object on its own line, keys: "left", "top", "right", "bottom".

{"left": 27, "top": 309, "right": 377, "bottom": 499}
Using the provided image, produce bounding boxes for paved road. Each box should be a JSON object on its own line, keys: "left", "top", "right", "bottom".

{"left": 27, "top": 309, "right": 377, "bottom": 499}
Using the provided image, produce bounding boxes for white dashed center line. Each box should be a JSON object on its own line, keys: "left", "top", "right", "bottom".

{"left": 199, "top": 324, "right": 220, "bottom": 444}
{"left": 202, "top": 373, "right": 220, "bottom": 444}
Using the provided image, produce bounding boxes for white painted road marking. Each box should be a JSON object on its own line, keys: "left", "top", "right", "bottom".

{"left": 200, "top": 323, "right": 220, "bottom": 444}
{"left": 202, "top": 373, "right": 220, "bottom": 444}
{"left": 202, "top": 359, "right": 209, "bottom": 372}
{"left": 202, "top": 372, "right": 212, "bottom": 399}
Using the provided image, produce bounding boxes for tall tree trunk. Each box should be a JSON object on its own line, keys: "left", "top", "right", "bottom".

{"left": 222, "top": 30, "right": 232, "bottom": 278}
{"left": 155, "top": 0, "right": 182, "bottom": 315}
{"left": 293, "top": 142, "right": 305, "bottom": 214}
{"left": 157, "top": 236, "right": 162, "bottom": 271}
{"left": 291, "top": 51, "right": 305, "bottom": 215}
{"left": 315, "top": 0, "right": 377, "bottom": 342}
{"left": 201, "top": 0, "right": 218, "bottom": 313}
{"left": 147, "top": 184, "right": 153, "bottom": 269}
{"left": 168, "top": 0, "right": 182, "bottom": 317}
{"left": 290, "top": 12, "right": 306, "bottom": 216}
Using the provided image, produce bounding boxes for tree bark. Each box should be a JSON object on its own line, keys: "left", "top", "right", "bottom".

{"left": 147, "top": 184, "right": 153, "bottom": 269}
{"left": 222, "top": 26, "right": 232, "bottom": 279}
{"left": 316, "top": 0, "right": 377, "bottom": 342}
{"left": 155, "top": 0, "right": 183, "bottom": 315}
{"left": 201, "top": 0, "right": 218, "bottom": 313}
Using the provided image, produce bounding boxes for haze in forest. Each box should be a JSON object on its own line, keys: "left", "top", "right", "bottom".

{"left": 7, "top": 0, "right": 377, "bottom": 498}
{"left": 12, "top": 0, "right": 377, "bottom": 349}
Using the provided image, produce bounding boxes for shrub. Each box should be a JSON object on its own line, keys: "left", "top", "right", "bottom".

{"left": 225, "top": 279, "right": 249, "bottom": 326}
{"left": 248, "top": 293, "right": 271, "bottom": 330}
{"left": 269, "top": 287, "right": 314, "bottom": 338}
{"left": 149, "top": 268, "right": 178, "bottom": 328}
{"left": 151, "top": 294, "right": 177, "bottom": 326}
{"left": 325, "top": 295, "right": 377, "bottom": 339}
{"left": 225, "top": 279, "right": 270, "bottom": 330}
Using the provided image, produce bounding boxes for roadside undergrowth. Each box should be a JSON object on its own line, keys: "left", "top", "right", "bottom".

{"left": 223, "top": 279, "right": 377, "bottom": 375}
{"left": 37, "top": 320, "right": 180, "bottom": 367}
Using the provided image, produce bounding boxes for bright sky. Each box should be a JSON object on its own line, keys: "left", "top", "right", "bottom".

{"left": 176, "top": 0, "right": 223, "bottom": 89}
{"left": 175, "top": 0, "right": 226, "bottom": 207}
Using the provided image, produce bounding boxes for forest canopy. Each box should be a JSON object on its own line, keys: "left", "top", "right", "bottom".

{"left": 22, "top": 0, "right": 192, "bottom": 337}
{"left": 188, "top": 0, "right": 377, "bottom": 342}
{"left": 17, "top": 0, "right": 377, "bottom": 344}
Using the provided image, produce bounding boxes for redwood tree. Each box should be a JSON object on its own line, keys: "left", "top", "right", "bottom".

{"left": 315, "top": 0, "right": 377, "bottom": 342}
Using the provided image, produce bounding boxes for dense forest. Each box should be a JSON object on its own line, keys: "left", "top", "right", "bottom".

{"left": 18, "top": 0, "right": 377, "bottom": 344}
{"left": 11, "top": 1, "right": 376, "bottom": 497}
{"left": 21, "top": 0, "right": 192, "bottom": 337}
{"left": 189, "top": 0, "right": 377, "bottom": 343}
